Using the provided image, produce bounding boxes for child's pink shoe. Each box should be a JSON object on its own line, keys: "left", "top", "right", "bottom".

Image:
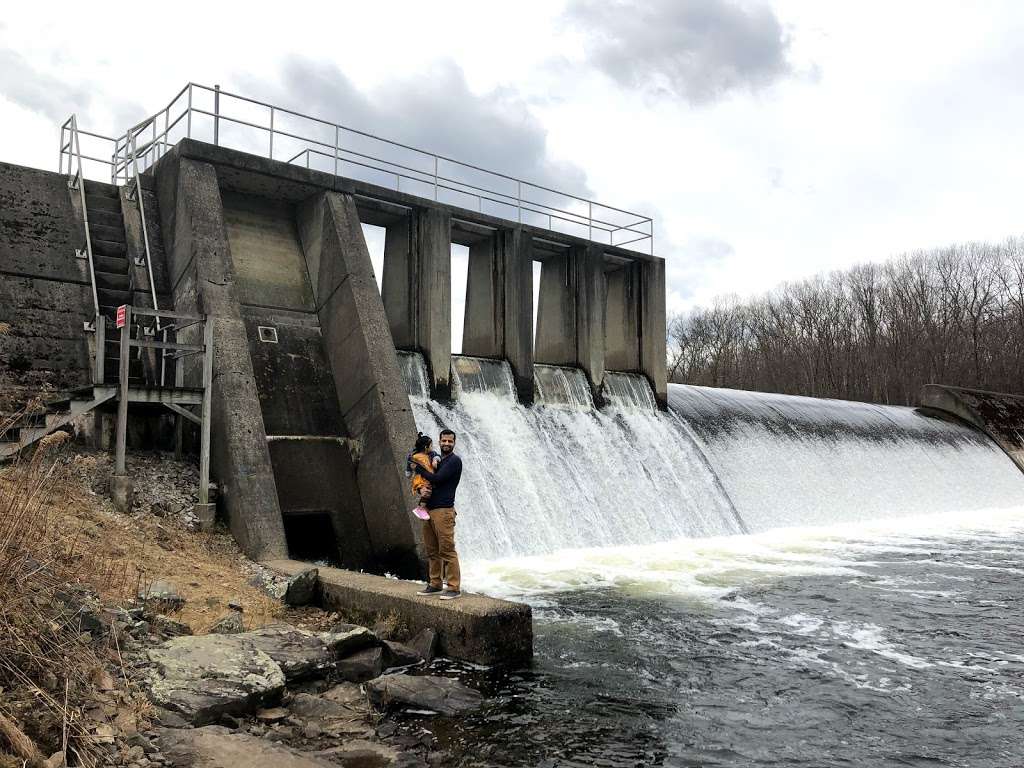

{"left": 412, "top": 507, "right": 430, "bottom": 520}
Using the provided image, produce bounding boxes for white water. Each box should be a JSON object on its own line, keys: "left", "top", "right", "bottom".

{"left": 400, "top": 353, "right": 740, "bottom": 561}
{"left": 669, "top": 384, "right": 1024, "bottom": 533}
{"left": 397, "top": 353, "right": 1024, "bottom": 587}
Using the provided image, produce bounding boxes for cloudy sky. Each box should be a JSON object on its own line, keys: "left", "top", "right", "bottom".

{"left": 2, "top": 1, "right": 1022, "bottom": 333}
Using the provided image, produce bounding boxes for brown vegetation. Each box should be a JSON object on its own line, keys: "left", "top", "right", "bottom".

{"left": 0, "top": 435, "right": 286, "bottom": 764}
{"left": 669, "top": 236, "right": 1024, "bottom": 404}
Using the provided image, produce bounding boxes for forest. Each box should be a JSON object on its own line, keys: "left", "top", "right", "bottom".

{"left": 667, "top": 237, "right": 1024, "bottom": 405}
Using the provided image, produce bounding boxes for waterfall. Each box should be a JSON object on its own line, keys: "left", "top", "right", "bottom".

{"left": 400, "top": 353, "right": 740, "bottom": 561}
{"left": 602, "top": 372, "right": 658, "bottom": 410}
{"left": 668, "top": 384, "right": 1024, "bottom": 533}
{"left": 396, "top": 353, "right": 1024, "bottom": 562}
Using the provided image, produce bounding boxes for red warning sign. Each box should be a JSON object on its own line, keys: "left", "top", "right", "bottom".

{"left": 116, "top": 305, "right": 127, "bottom": 329}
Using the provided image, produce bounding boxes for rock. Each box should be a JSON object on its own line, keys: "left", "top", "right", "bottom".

{"left": 157, "top": 727, "right": 336, "bottom": 767}
{"left": 151, "top": 615, "right": 193, "bottom": 637}
{"left": 282, "top": 569, "right": 319, "bottom": 607}
{"left": 313, "top": 739, "right": 401, "bottom": 766}
{"left": 320, "top": 626, "right": 378, "bottom": 657}
{"left": 207, "top": 611, "right": 244, "bottom": 635}
{"left": 366, "top": 675, "right": 483, "bottom": 716}
{"left": 334, "top": 647, "right": 384, "bottom": 683}
{"left": 145, "top": 635, "right": 286, "bottom": 725}
{"left": 383, "top": 640, "right": 423, "bottom": 669}
{"left": 139, "top": 581, "right": 186, "bottom": 613}
{"left": 321, "top": 682, "right": 369, "bottom": 711}
{"left": 242, "top": 625, "right": 337, "bottom": 681}
{"left": 255, "top": 707, "right": 289, "bottom": 723}
{"left": 409, "top": 628, "right": 438, "bottom": 663}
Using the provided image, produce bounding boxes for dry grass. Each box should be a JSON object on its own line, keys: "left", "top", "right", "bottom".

{"left": 0, "top": 432, "right": 287, "bottom": 764}
{"left": 0, "top": 429, "right": 111, "bottom": 766}
{"left": 58, "top": 452, "right": 284, "bottom": 633}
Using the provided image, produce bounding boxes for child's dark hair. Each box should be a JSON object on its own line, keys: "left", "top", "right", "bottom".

{"left": 414, "top": 432, "right": 432, "bottom": 453}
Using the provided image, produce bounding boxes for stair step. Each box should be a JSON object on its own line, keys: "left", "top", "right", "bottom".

{"left": 84, "top": 182, "right": 120, "bottom": 199}
{"left": 93, "top": 238, "right": 127, "bottom": 258}
{"left": 94, "top": 255, "right": 129, "bottom": 274}
{"left": 88, "top": 208, "right": 123, "bottom": 229}
{"left": 89, "top": 222, "right": 126, "bottom": 244}
{"left": 85, "top": 194, "right": 121, "bottom": 213}
{"left": 95, "top": 271, "right": 131, "bottom": 290}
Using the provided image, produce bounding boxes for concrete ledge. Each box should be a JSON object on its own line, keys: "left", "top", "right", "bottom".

{"left": 920, "top": 384, "right": 1024, "bottom": 473}
{"left": 263, "top": 559, "right": 532, "bottom": 667}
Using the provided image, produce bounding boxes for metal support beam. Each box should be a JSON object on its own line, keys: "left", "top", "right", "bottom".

{"left": 114, "top": 307, "right": 131, "bottom": 475}
{"left": 198, "top": 318, "right": 213, "bottom": 506}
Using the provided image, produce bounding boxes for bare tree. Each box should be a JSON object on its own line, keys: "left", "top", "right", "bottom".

{"left": 668, "top": 236, "right": 1024, "bottom": 404}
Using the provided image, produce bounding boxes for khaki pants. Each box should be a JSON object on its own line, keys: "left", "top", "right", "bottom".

{"left": 422, "top": 506, "right": 460, "bottom": 591}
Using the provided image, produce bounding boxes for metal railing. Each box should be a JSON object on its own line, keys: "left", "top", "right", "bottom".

{"left": 60, "top": 116, "right": 100, "bottom": 319}
{"left": 59, "top": 83, "right": 654, "bottom": 253}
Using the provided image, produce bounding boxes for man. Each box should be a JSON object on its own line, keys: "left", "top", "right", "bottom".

{"left": 414, "top": 429, "right": 463, "bottom": 600}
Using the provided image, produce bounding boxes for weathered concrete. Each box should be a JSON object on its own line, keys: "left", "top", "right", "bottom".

{"left": 222, "top": 193, "right": 315, "bottom": 311}
{"left": 534, "top": 250, "right": 575, "bottom": 365}
{"left": 153, "top": 155, "right": 287, "bottom": 561}
{"left": 462, "top": 236, "right": 501, "bottom": 357}
{"left": 640, "top": 258, "right": 668, "bottom": 407}
{"left": 415, "top": 208, "right": 452, "bottom": 400}
{"left": 920, "top": 385, "right": 1024, "bottom": 474}
{"left": 380, "top": 213, "right": 416, "bottom": 349}
{"left": 265, "top": 559, "right": 533, "bottom": 667}
{"left": 460, "top": 228, "right": 534, "bottom": 402}
{"left": 0, "top": 161, "right": 93, "bottom": 397}
{"left": 499, "top": 229, "right": 535, "bottom": 404}
{"left": 296, "top": 191, "right": 421, "bottom": 576}
{"left": 604, "top": 262, "right": 641, "bottom": 372}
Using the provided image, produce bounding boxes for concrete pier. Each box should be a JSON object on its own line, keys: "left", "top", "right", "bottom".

{"left": 265, "top": 559, "right": 532, "bottom": 666}
{"left": 920, "top": 385, "right": 1024, "bottom": 474}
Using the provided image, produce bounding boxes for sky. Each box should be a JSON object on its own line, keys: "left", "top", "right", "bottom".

{"left": 2, "top": 1, "right": 1023, "bottom": 345}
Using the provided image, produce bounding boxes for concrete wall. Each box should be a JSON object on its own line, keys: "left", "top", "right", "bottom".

{"left": 919, "top": 384, "right": 1024, "bottom": 474}
{"left": 154, "top": 156, "right": 288, "bottom": 561}
{"left": 297, "top": 191, "right": 422, "bottom": 576}
{"left": 0, "top": 161, "right": 93, "bottom": 403}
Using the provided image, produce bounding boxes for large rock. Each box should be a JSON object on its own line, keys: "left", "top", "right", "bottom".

{"left": 157, "top": 726, "right": 336, "bottom": 767}
{"left": 243, "top": 625, "right": 337, "bottom": 681}
{"left": 383, "top": 640, "right": 423, "bottom": 669}
{"left": 409, "top": 628, "right": 438, "bottom": 663}
{"left": 146, "top": 636, "right": 286, "bottom": 725}
{"left": 334, "top": 646, "right": 384, "bottom": 683}
{"left": 283, "top": 568, "right": 319, "bottom": 606}
{"left": 313, "top": 740, "right": 401, "bottom": 766}
{"left": 366, "top": 674, "right": 483, "bottom": 716}
{"left": 139, "top": 580, "right": 186, "bottom": 613}
{"left": 322, "top": 626, "right": 378, "bottom": 657}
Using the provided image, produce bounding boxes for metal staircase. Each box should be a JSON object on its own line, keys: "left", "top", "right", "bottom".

{"left": 5, "top": 116, "right": 214, "bottom": 519}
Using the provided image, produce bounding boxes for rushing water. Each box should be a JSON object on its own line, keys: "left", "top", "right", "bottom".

{"left": 394, "top": 354, "right": 1024, "bottom": 767}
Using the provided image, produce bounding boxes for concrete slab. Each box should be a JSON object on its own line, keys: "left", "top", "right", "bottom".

{"left": 263, "top": 559, "right": 532, "bottom": 667}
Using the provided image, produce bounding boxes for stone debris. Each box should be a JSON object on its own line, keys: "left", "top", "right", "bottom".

{"left": 207, "top": 609, "right": 245, "bottom": 635}
{"left": 409, "top": 628, "right": 439, "bottom": 663}
{"left": 157, "top": 726, "right": 337, "bottom": 767}
{"left": 145, "top": 635, "right": 287, "bottom": 725}
{"left": 366, "top": 674, "right": 484, "bottom": 716}
{"left": 383, "top": 640, "right": 425, "bottom": 669}
{"left": 283, "top": 568, "right": 319, "bottom": 606}
{"left": 334, "top": 646, "right": 384, "bottom": 683}
{"left": 138, "top": 580, "right": 186, "bottom": 613}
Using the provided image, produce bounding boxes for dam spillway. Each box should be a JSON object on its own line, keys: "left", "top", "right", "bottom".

{"left": 399, "top": 353, "right": 1024, "bottom": 564}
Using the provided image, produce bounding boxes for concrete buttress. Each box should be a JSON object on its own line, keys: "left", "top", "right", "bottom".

{"left": 154, "top": 157, "right": 288, "bottom": 561}
{"left": 296, "top": 191, "right": 422, "bottom": 576}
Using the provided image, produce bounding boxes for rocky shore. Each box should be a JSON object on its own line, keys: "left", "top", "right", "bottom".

{"left": 55, "top": 568, "right": 482, "bottom": 767}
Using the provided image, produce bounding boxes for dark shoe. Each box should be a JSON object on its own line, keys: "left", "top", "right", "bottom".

{"left": 439, "top": 590, "right": 461, "bottom": 600}
{"left": 417, "top": 585, "right": 442, "bottom": 595}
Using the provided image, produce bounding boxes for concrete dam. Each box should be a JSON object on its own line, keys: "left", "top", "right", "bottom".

{"left": 3, "top": 83, "right": 1024, "bottom": 591}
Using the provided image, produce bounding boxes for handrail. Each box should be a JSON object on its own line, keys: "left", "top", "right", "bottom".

{"left": 59, "top": 82, "right": 654, "bottom": 253}
{"left": 62, "top": 115, "right": 100, "bottom": 318}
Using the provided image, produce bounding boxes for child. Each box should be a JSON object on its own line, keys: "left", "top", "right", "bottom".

{"left": 406, "top": 433, "right": 440, "bottom": 516}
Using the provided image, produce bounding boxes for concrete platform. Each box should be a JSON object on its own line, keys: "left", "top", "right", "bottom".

{"left": 263, "top": 559, "right": 532, "bottom": 667}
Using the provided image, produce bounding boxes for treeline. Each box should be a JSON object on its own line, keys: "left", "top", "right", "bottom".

{"left": 668, "top": 237, "right": 1024, "bottom": 405}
